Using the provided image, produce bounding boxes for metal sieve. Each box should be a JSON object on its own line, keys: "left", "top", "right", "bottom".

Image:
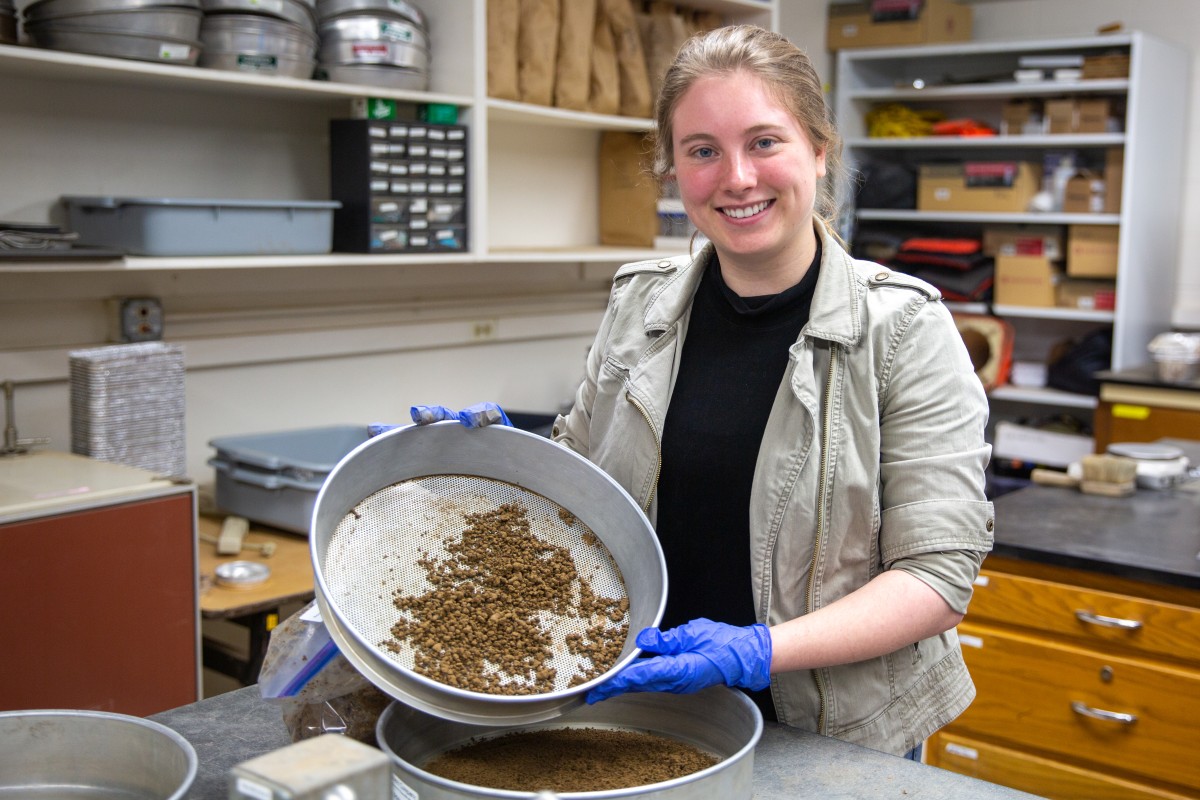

{"left": 310, "top": 421, "right": 667, "bottom": 726}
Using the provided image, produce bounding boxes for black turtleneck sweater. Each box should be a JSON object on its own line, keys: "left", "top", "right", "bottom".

{"left": 655, "top": 244, "right": 820, "bottom": 721}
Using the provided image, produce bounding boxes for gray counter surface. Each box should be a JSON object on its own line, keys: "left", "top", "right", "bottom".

{"left": 991, "top": 481, "right": 1200, "bottom": 589}
{"left": 151, "top": 686, "right": 1038, "bottom": 799}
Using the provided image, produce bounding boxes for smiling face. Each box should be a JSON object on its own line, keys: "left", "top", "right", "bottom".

{"left": 671, "top": 69, "right": 826, "bottom": 292}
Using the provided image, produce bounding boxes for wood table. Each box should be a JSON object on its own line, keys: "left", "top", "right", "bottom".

{"left": 198, "top": 514, "right": 315, "bottom": 685}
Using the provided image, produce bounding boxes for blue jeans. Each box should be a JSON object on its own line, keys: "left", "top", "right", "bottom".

{"left": 904, "top": 743, "right": 924, "bottom": 762}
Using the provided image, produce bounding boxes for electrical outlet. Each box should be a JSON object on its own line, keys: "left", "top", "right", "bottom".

{"left": 115, "top": 296, "right": 164, "bottom": 342}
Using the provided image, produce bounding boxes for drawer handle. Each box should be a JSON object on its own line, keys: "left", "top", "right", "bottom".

{"left": 1071, "top": 701, "right": 1138, "bottom": 725}
{"left": 1074, "top": 610, "right": 1143, "bottom": 630}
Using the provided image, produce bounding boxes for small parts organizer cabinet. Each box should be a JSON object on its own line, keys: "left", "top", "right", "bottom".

{"left": 929, "top": 555, "right": 1200, "bottom": 799}
{"left": 330, "top": 118, "right": 468, "bottom": 254}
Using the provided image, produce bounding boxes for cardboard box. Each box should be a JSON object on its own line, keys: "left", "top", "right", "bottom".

{"left": 827, "top": 0, "right": 972, "bottom": 50}
{"left": 1057, "top": 278, "right": 1116, "bottom": 311}
{"left": 1044, "top": 98, "right": 1076, "bottom": 134}
{"left": 1082, "top": 53, "right": 1130, "bottom": 79}
{"left": 917, "top": 162, "right": 1041, "bottom": 213}
{"left": 1067, "top": 225, "right": 1119, "bottom": 277}
{"left": 1063, "top": 171, "right": 1106, "bottom": 214}
{"left": 598, "top": 131, "right": 657, "bottom": 247}
{"left": 1076, "top": 98, "right": 1111, "bottom": 133}
{"left": 1000, "top": 100, "right": 1038, "bottom": 136}
{"left": 992, "top": 420, "right": 1094, "bottom": 468}
{"left": 994, "top": 254, "right": 1059, "bottom": 307}
{"left": 1104, "top": 146, "right": 1123, "bottom": 213}
{"left": 982, "top": 225, "right": 1062, "bottom": 260}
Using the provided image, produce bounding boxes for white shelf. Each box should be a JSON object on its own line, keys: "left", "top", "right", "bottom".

{"left": 487, "top": 99, "right": 651, "bottom": 132}
{"left": 0, "top": 43, "right": 473, "bottom": 107}
{"left": 836, "top": 32, "right": 1189, "bottom": 412}
{"left": 990, "top": 385, "right": 1098, "bottom": 409}
{"left": 856, "top": 210, "right": 1121, "bottom": 226}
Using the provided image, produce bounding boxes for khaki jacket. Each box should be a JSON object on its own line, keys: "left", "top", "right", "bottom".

{"left": 552, "top": 223, "right": 995, "bottom": 755}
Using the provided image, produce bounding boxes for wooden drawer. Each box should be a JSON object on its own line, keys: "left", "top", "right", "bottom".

{"left": 956, "top": 622, "right": 1200, "bottom": 791}
{"left": 969, "top": 568, "right": 1200, "bottom": 664}
{"left": 929, "top": 730, "right": 1196, "bottom": 800}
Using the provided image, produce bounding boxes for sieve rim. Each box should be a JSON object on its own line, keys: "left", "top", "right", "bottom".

{"left": 309, "top": 421, "right": 667, "bottom": 725}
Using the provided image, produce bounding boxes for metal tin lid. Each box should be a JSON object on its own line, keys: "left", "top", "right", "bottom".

{"left": 1108, "top": 442, "right": 1186, "bottom": 461}
{"left": 315, "top": 0, "right": 424, "bottom": 26}
{"left": 215, "top": 560, "right": 271, "bottom": 588}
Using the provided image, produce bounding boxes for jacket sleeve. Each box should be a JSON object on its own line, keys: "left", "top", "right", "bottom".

{"left": 874, "top": 294, "right": 995, "bottom": 612}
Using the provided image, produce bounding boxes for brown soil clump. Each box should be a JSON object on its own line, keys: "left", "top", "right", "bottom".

{"left": 423, "top": 727, "right": 720, "bottom": 791}
{"left": 384, "top": 502, "right": 628, "bottom": 694}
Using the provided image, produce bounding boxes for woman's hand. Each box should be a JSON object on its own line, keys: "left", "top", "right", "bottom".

{"left": 586, "top": 618, "right": 772, "bottom": 703}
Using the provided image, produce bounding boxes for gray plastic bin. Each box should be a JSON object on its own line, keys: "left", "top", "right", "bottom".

{"left": 63, "top": 196, "right": 342, "bottom": 256}
{"left": 208, "top": 424, "right": 371, "bottom": 534}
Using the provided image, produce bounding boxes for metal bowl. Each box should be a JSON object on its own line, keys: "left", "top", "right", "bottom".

{"left": 23, "top": 0, "right": 200, "bottom": 22}
{"left": 311, "top": 421, "right": 667, "bottom": 727}
{"left": 24, "top": 7, "right": 201, "bottom": 37}
{"left": 376, "top": 687, "right": 762, "bottom": 800}
{"left": 25, "top": 24, "right": 202, "bottom": 63}
{"left": 315, "top": 0, "right": 423, "bottom": 25}
{"left": 200, "top": 0, "right": 315, "bottom": 29}
{"left": 0, "top": 709, "right": 198, "bottom": 799}
{"left": 199, "top": 12, "right": 317, "bottom": 73}
{"left": 317, "top": 61, "right": 427, "bottom": 90}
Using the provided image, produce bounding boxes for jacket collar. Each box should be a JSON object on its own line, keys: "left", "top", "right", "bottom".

{"left": 641, "top": 221, "right": 865, "bottom": 346}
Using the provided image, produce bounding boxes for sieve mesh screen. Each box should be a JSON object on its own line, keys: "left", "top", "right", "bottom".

{"left": 322, "top": 474, "right": 629, "bottom": 695}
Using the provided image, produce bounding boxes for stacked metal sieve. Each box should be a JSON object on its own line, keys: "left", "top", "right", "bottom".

{"left": 197, "top": 0, "right": 318, "bottom": 78}
{"left": 69, "top": 341, "right": 187, "bottom": 478}
{"left": 22, "top": 0, "right": 203, "bottom": 65}
{"left": 315, "top": 0, "right": 428, "bottom": 90}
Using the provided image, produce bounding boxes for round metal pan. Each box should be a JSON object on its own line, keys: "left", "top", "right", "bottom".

{"left": 24, "top": 7, "right": 201, "bottom": 38}
{"left": 317, "top": 61, "right": 427, "bottom": 90}
{"left": 26, "top": 24, "right": 202, "bottom": 63}
{"left": 315, "top": 0, "right": 423, "bottom": 26}
{"left": 310, "top": 421, "right": 667, "bottom": 727}
{"left": 24, "top": 0, "right": 200, "bottom": 22}
{"left": 200, "top": 0, "right": 315, "bottom": 30}
{"left": 376, "top": 687, "right": 762, "bottom": 800}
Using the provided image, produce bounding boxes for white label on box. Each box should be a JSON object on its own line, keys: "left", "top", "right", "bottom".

{"left": 158, "top": 43, "right": 192, "bottom": 60}
{"left": 959, "top": 634, "right": 984, "bottom": 649}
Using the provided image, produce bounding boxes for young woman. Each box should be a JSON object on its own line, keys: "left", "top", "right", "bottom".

{"left": 550, "top": 24, "right": 995, "bottom": 757}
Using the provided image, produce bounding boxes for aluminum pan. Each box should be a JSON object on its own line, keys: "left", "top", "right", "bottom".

{"left": 24, "top": 0, "right": 200, "bottom": 21}
{"left": 310, "top": 422, "right": 668, "bottom": 727}
{"left": 27, "top": 26, "right": 201, "bottom": 63}
{"left": 318, "top": 61, "right": 427, "bottom": 90}
{"left": 316, "top": 0, "right": 423, "bottom": 25}
{"left": 24, "top": 8, "right": 201, "bottom": 38}
{"left": 200, "top": 0, "right": 315, "bottom": 29}
{"left": 376, "top": 687, "right": 762, "bottom": 799}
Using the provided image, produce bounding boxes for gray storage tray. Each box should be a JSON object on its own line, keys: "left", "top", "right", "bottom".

{"left": 63, "top": 196, "right": 342, "bottom": 256}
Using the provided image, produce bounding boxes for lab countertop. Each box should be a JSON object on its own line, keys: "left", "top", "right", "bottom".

{"left": 151, "top": 686, "right": 1038, "bottom": 800}
{"left": 991, "top": 475, "right": 1200, "bottom": 590}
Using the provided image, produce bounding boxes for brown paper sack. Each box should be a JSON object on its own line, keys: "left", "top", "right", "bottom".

{"left": 599, "top": 131, "right": 657, "bottom": 247}
{"left": 487, "top": 0, "right": 520, "bottom": 100}
{"left": 518, "top": 0, "right": 560, "bottom": 106}
{"left": 554, "top": 0, "right": 596, "bottom": 111}
{"left": 588, "top": 2, "right": 620, "bottom": 116}
{"left": 600, "top": 0, "right": 652, "bottom": 118}
{"left": 641, "top": 2, "right": 691, "bottom": 104}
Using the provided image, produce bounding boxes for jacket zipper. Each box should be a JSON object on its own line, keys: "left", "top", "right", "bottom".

{"left": 806, "top": 344, "right": 837, "bottom": 733}
{"left": 627, "top": 392, "right": 662, "bottom": 513}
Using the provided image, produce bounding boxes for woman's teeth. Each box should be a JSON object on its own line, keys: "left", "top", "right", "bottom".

{"left": 722, "top": 201, "right": 769, "bottom": 219}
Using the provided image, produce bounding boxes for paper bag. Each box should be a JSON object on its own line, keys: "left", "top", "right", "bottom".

{"left": 599, "top": 131, "right": 657, "bottom": 247}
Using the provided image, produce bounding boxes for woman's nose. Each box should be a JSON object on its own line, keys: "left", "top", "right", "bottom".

{"left": 722, "top": 152, "right": 755, "bottom": 191}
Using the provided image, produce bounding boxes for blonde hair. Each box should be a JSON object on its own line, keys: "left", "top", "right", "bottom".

{"left": 652, "top": 25, "right": 846, "bottom": 225}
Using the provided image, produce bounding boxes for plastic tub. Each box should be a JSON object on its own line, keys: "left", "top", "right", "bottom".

{"left": 209, "top": 424, "right": 370, "bottom": 534}
{"left": 62, "top": 196, "right": 341, "bottom": 256}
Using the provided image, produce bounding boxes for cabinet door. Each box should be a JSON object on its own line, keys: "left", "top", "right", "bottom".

{"left": 0, "top": 493, "right": 198, "bottom": 716}
{"left": 929, "top": 731, "right": 1196, "bottom": 800}
{"left": 969, "top": 569, "right": 1200, "bottom": 664}
{"left": 957, "top": 622, "right": 1200, "bottom": 791}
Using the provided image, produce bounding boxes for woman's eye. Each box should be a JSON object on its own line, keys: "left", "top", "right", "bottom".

{"left": 753, "top": 138, "right": 776, "bottom": 151}
{"left": 693, "top": 146, "right": 716, "bottom": 159}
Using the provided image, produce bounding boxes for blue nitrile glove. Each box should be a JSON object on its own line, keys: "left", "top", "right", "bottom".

{"left": 585, "top": 618, "right": 772, "bottom": 704}
{"left": 410, "top": 402, "right": 513, "bottom": 428}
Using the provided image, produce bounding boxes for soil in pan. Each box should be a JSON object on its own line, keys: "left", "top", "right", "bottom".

{"left": 423, "top": 726, "right": 720, "bottom": 792}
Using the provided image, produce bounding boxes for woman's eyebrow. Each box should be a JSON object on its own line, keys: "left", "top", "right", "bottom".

{"left": 678, "top": 124, "right": 786, "bottom": 146}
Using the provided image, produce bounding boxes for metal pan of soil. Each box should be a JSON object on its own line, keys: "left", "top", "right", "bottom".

{"left": 316, "top": 15, "right": 427, "bottom": 67}
{"left": 23, "top": 0, "right": 200, "bottom": 22}
{"left": 311, "top": 421, "right": 667, "bottom": 727}
{"left": 317, "top": 62, "right": 427, "bottom": 90}
{"left": 376, "top": 686, "right": 762, "bottom": 799}
{"left": 23, "top": 7, "right": 202, "bottom": 37}
{"left": 0, "top": 709, "right": 198, "bottom": 799}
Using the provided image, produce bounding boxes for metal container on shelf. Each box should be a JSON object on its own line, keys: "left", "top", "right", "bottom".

{"left": 23, "top": 0, "right": 200, "bottom": 21}
{"left": 313, "top": 0, "right": 428, "bottom": 90}
{"left": 25, "top": 24, "right": 201, "bottom": 63}
{"left": 200, "top": 0, "right": 315, "bottom": 29}
{"left": 198, "top": 12, "right": 317, "bottom": 77}
{"left": 25, "top": 6, "right": 201, "bottom": 36}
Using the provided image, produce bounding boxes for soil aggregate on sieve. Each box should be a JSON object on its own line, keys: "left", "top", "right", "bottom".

{"left": 383, "top": 501, "right": 629, "bottom": 694}
{"left": 422, "top": 726, "right": 721, "bottom": 792}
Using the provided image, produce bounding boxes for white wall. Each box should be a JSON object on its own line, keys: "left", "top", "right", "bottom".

{"left": 782, "top": 0, "right": 1200, "bottom": 328}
